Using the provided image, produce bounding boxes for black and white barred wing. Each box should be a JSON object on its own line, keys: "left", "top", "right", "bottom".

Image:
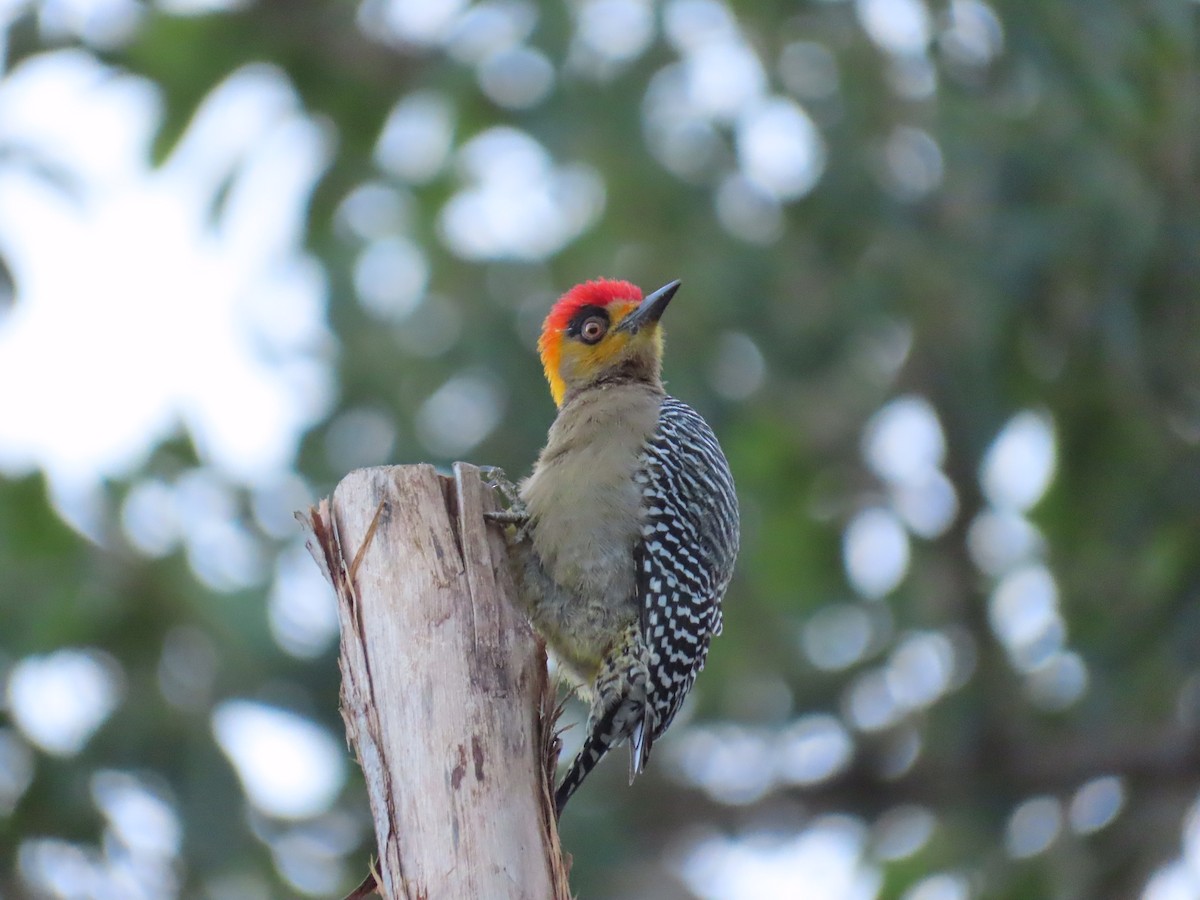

{"left": 634, "top": 395, "right": 740, "bottom": 757}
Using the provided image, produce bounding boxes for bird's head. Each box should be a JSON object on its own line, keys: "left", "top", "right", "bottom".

{"left": 538, "top": 278, "right": 680, "bottom": 407}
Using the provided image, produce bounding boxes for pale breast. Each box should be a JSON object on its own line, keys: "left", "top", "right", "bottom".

{"left": 521, "top": 383, "right": 664, "bottom": 603}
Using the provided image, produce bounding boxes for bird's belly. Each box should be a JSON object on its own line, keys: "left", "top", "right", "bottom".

{"left": 521, "top": 505, "right": 640, "bottom": 684}
{"left": 514, "top": 380, "right": 663, "bottom": 684}
{"left": 527, "top": 575, "right": 637, "bottom": 687}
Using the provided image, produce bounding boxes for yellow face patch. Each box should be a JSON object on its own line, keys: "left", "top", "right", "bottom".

{"left": 539, "top": 300, "right": 663, "bottom": 407}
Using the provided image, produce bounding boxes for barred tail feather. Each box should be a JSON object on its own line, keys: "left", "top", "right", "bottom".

{"left": 555, "top": 703, "right": 621, "bottom": 816}
{"left": 556, "top": 692, "right": 657, "bottom": 814}
{"left": 628, "top": 703, "right": 656, "bottom": 784}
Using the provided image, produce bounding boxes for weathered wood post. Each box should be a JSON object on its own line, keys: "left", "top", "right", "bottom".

{"left": 298, "top": 463, "right": 571, "bottom": 899}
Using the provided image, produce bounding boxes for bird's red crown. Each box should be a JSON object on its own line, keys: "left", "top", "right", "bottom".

{"left": 542, "top": 279, "right": 643, "bottom": 334}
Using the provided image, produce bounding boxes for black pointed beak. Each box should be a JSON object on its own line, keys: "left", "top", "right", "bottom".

{"left": 616, "top": 279, "right": 681, "bottom": 334}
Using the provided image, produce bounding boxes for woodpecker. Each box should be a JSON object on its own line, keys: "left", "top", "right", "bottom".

{"left": 488, "top": 278, "right": 739, "bottom": 815}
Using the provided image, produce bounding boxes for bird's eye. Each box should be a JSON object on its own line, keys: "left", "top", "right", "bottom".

{"left": 580, "top": 316, "right": 608, "bottom": 344}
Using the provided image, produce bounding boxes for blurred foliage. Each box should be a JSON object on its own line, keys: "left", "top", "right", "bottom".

{"left": 2, "top": 0, "right": 1199, "bottom": 898}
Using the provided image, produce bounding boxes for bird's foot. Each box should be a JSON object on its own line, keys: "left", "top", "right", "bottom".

{"left": 480, "top": 466, "right": 532, "bottom": 542}
{"left": 480, "top": 465, "right": 522, "bottom": 506}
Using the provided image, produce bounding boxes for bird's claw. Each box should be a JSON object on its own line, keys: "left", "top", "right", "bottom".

{"left": 479, "top": 466, "right": 521, "bottom": 506}
{"left": 485, "top": 508, "right": 534, "bottom": 544}
{"left": 480, "top": 466, "right": 532, "bottom": 542}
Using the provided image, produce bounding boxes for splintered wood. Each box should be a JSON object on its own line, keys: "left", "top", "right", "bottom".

{"left": 298, "top": 463, "right": 571, "bottom": 900}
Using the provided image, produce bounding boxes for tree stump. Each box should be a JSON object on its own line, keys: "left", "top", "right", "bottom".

{"left": 298, "top": 463, "right": 570, "bottom": 900}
